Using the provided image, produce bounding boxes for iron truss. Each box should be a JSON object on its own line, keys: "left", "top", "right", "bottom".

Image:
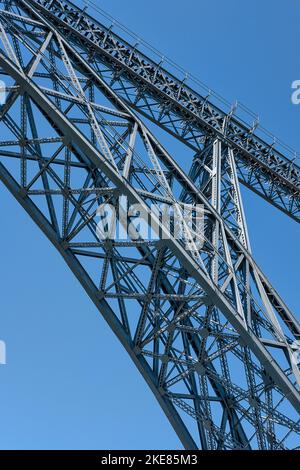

{"left": 0, "top": 0, "right": 300, "bottom": 450}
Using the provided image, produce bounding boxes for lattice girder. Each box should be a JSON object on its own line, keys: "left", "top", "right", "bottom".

{"left": 0, "top": 0, "right": 299, "bottom": 450}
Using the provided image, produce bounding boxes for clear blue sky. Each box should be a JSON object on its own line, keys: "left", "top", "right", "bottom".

{"left": 0, "top": 0, "right": 300, "bottom": 450}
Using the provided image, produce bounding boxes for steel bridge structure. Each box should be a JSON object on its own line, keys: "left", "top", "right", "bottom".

{"left": 0, "top": 0, "right": 300, "bottom": 450}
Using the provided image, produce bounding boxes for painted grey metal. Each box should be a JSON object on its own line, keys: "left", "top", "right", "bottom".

{"left": 0, "top": 0, "right": 299, "bottom": 450}
{"left": 22, "top": 0, "right": 300, "bottom": 223}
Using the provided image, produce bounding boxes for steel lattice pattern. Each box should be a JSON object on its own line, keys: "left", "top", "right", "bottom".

{"left": 0, "top": 0, "right": 299, "bottom": 450}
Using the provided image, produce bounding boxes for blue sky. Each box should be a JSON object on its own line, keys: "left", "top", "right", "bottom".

{"left": 0, "top": 0, "right": 299, "bottom": 450}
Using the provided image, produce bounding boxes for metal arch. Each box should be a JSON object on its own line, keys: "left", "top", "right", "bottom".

{"left": 5, "top": 1, "right": 298, "bottom": 341}
{"left": 0, "top": 0, "right": 299, "bottom": 450}
{"left": 0, "top": 163, "right": 199, "bottom": 450}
